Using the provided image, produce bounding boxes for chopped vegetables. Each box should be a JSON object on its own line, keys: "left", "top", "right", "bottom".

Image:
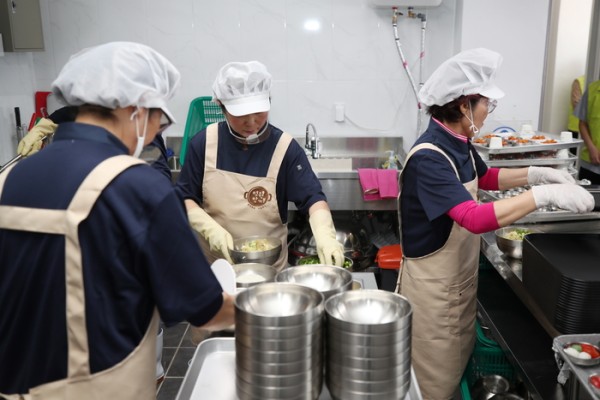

{"left": 298, "top": 255, "right": 353, "bottom": 269}
{"left": 503, "top": 228, "right": 532, "bottom": 241}
{"left": 239, "top": 239, "right": 275, "bottom": 252}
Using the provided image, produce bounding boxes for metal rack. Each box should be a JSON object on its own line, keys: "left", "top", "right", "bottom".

{"left": 472, "top": 133, "right": 584, "bottom": 171}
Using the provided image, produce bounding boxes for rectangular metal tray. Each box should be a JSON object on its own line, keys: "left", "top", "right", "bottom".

{"left": 479, "top": 188, "right": 600, "bottom": 223}
{"left": 472, "top": 137, "right": 584, "bottom": 154}
{"left": 553, "top": 334, "right": 600, "bottom": 399}
{"left": 176, "top": 337, "right": 423, "bottom": 400}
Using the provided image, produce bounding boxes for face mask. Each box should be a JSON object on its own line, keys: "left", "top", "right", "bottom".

{"left": 465, "top": 102, "right": 480, "bottom": 135}
{"left": 225, "top": 117, "right": 269, "bottom": 145}
{"left": 130, "top": 107, "right": 149, "bottom": 158}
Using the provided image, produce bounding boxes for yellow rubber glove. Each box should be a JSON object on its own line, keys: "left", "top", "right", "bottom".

{"left": 187, "top": 207, "right": 234, "bottom": 264}
{"left": 309, "top": 208, "right": 344, "bottom": 267}
{"left": 17, "top": 118, "right": 57, "bottom": 156}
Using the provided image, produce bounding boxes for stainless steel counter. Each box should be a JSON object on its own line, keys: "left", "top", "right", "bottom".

{"left": 478, "top": 219, "right": 600, "bottom": 400}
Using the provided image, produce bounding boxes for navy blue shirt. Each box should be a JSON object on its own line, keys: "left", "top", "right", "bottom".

{"left": 176, "top": 122, "right": 326, "bottom": 222}
{"left": 400, "top": 119, "right": 489, "bottom": 257}
{"left": 0, "top": 122, "right": 223, "bottom": 393}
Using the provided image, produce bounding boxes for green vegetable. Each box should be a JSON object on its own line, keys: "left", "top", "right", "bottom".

{"left": 298, "top": 256, "right": 320, "bottom": 265}
{"left": 571, "top": 344, "right": 583, "bottom": 352}
{"left": 343, "top": 259, "right": 352, "bottom": 269}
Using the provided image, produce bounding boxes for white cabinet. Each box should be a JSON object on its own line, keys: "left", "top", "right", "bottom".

{"left": 0, "top": 0, "right": 44, "bottom": 52}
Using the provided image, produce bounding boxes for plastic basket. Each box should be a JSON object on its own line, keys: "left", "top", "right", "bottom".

{"left": 179, "top": 96, "right": 225, "bottom": 166}
{"left": 465, "top": 321, "right": 515, "bottom": 387}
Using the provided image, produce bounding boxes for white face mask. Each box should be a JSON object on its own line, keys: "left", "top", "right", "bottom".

{"left": 465, "top": 102, "right": 480, "bottom": 135}
{"left": 130, "top": 108, "right": 149, "bottom": 158}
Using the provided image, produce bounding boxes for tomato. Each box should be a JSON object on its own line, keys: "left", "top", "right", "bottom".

{"left": 590, "top": 374, "right": 600, "bottom": 389}
{"left": 580, "top": 343, "right": 600, "bottom": 359}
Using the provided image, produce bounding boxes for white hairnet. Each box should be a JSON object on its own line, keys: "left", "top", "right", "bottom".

{"left": 419, "top": 48, "right": 504, "bottom": 107}
{"left": 51, "top": 41, "right": 181, "bottom": 123}
{"left": 212, "top": 61, "right": 271, "bottom": 116}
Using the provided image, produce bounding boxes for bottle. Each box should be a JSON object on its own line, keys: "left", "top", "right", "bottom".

{"left": 384, "top": 150, "right": 397, "bottom": 170}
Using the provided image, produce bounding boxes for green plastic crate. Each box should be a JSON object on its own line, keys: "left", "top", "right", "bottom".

{"left": 179, "top": 96, "right": 225, "bottom": 166}
{"left": 466, "top": 321, "right": 515, "bottom": 387}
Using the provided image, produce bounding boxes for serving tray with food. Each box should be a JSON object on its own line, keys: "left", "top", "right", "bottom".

{"left": 472, "top": 131, "right": 583, "bottom": 168}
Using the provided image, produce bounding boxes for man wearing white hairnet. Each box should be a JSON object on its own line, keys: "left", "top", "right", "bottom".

{"left": 396, "top": 48, "right": 593, "bottom": 399}
{"left": 0, "top": 42, "right": 235, "bottom": 399}
{"left": 177, "top": 61, "right": 344, "bottom": 272}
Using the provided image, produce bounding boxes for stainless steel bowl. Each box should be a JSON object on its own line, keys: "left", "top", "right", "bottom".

{"left": 325, "top": 290, "right": 412, "bottom": 332}
{"left": 471, "top": 375, "right": 510, "bottom": 400}
{"left": 229, "top": 236, "right": 282, "bottom": 266}
{"left": 494, "top": 226, "right": 537, "bottom": 259}
{"left": 233, "top": 263, "right": 277, "bottom": 288}
{"left": 235, "top": 282, "right": 324, "bottom": 326}
{"left": 563, "top": 342, "right": 600, "bottom": 367}
{"left": 275, "top": 265, "right": 353, "bottom": 299}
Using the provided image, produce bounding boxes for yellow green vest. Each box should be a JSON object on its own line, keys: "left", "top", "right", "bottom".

{"left": 568, "top": 76, "right": 585, "bottom": 132}
{"left": 582, "top": 79, "right": 600, "bottom": 162}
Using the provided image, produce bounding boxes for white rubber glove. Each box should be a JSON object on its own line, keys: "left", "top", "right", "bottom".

{"left": 527, "top": 166, "right": 575, "bottom": 185}
{"left": 17, "top": 118, "right": 57, "bottom": 156}
{"left": 187, "top": 207, "right": 234, "bottom": 264}
{"left": 531, "top": 184, "right": 595, "bottom": 213}
{"left": 309, "top": 209, "right": 344, "bottom": 267}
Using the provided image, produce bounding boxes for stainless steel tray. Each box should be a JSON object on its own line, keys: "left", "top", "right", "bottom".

{"left": 553, "top": 334, "right": 600, "bottom": 399}
{"left": 176, "top": 337, "right": 423, "bottom": 400}
{"left": 479, "top": 188, "right": 600, "bottom": 223}
{"left": 472, "top": 137, "right": 583, "bottom": 154}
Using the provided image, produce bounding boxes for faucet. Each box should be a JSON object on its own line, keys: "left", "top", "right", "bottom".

{"left": 305, "top": 123, "right": 320, "bottom": 159}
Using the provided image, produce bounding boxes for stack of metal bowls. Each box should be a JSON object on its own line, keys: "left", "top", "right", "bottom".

{"left": 275, "top": 265, "right": 353, "bottom": 300}
{"left": 324, "top": 290, "right": 413, "bottom": 400}
{"left": 235, "top": 282, "right": 325, "bottom": 400}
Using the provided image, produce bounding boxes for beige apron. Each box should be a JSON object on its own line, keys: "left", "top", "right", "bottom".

{"left": 200, "top": 123, "right": 291, "bottom": 271}
{"left": 0, "top": 156, "right": 159, "bottom": 400}
{"left": 396, "top": 143, "right": 479, "bottom": 400}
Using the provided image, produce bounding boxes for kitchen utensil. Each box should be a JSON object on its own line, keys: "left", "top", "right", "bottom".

{"left": 471, "top": 375, "right": 510, "bottom": 400}
{"left": 232, "top": 262, "right": 276, "bottom": 288}
{"left": 275, "top": 264, "right": 353, "bottom": 299}
{"left": 209, "top": 259, "right": 236, "bottom": 295}
{"left": 562, "top": 342, "right": 600, "bottom": 367}
{"left": 229, "top": 236, "right": 282, "bottom": 266}
{"left": 494, "top": 226, "right": 538, "bottom": 259}
{"left": 0, "top": 154, "right": 22, "bottom": 174}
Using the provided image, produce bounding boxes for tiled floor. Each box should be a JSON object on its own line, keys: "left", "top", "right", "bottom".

{"left": 156, "top": 322, "right": 232, "bottom": 400}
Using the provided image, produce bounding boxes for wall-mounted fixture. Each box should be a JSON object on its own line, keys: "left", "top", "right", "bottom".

{"left": 369, "top": 0, "right": 442, "bottom": 8}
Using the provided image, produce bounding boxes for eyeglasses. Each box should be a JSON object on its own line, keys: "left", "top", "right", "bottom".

{"left": 482, "top": 98, "right": 498, "bottom": 114}
{"left": 158, "top": 111, "right": 172, "bottom": 133}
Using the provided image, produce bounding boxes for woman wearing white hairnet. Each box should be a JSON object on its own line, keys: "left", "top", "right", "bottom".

{"left": 177, "top": 61, "right": 344, "bottom": 271}
{"left": 0, "top": 42, "right": 235, "bottom": 399}
{"left": 396, "top": 48, "right": 594, "bottom": 399}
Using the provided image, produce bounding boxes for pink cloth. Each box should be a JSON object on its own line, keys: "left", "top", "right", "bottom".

{"left": 447, "top": 200, "right": 500, "bottom": 234}
{"left": 357, "top": 168, "right": 399, "bottom": 201}
{"left": 377, "top": 169, "right": 399, "bottom": 198}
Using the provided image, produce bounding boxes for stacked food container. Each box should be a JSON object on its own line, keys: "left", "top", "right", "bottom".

{"left": 234, "top": 282, "right": 325, "bottom": 400}
{"left": 324, "top": 290, "right": 413, "bottom": 400}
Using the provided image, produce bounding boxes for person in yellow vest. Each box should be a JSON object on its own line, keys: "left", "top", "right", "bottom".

{"left": 0, "top": 42, "right": 235, "bottom": 399}
{"left": 567, "top": 75, "right": 585, "bottom": 137}
{"left": 574, "top": 78, "right": 600, "bottom": 184}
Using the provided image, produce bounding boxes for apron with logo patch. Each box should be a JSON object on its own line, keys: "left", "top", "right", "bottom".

{"left": 200, "top": 123, "right": 291, "bottom": 271}
{"left": 0, "top": 156, "right": 159, "bottom": 400}
{"left": 396, "top": 143, "right": 479, "bottom": 400}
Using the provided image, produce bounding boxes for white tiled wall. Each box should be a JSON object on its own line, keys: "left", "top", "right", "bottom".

{"left": 1, "top": 0, "right": 552, "bottom": 165}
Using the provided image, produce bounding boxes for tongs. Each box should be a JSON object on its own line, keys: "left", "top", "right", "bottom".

{"left": 0, "top": 135, "right": 50, "bottom": 174}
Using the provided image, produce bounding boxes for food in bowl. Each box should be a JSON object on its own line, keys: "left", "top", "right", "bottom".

{"left": 563, "top": 342, "right": 600, "bottom": 367}
{"left": 297, "top": 255, "right": 353, "bottom": 269}
{"left": 502, "top": 228, "right": 533, "bottom": 241}
{"left": 239, "top": 238, "right": 276, "bottom": 252}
